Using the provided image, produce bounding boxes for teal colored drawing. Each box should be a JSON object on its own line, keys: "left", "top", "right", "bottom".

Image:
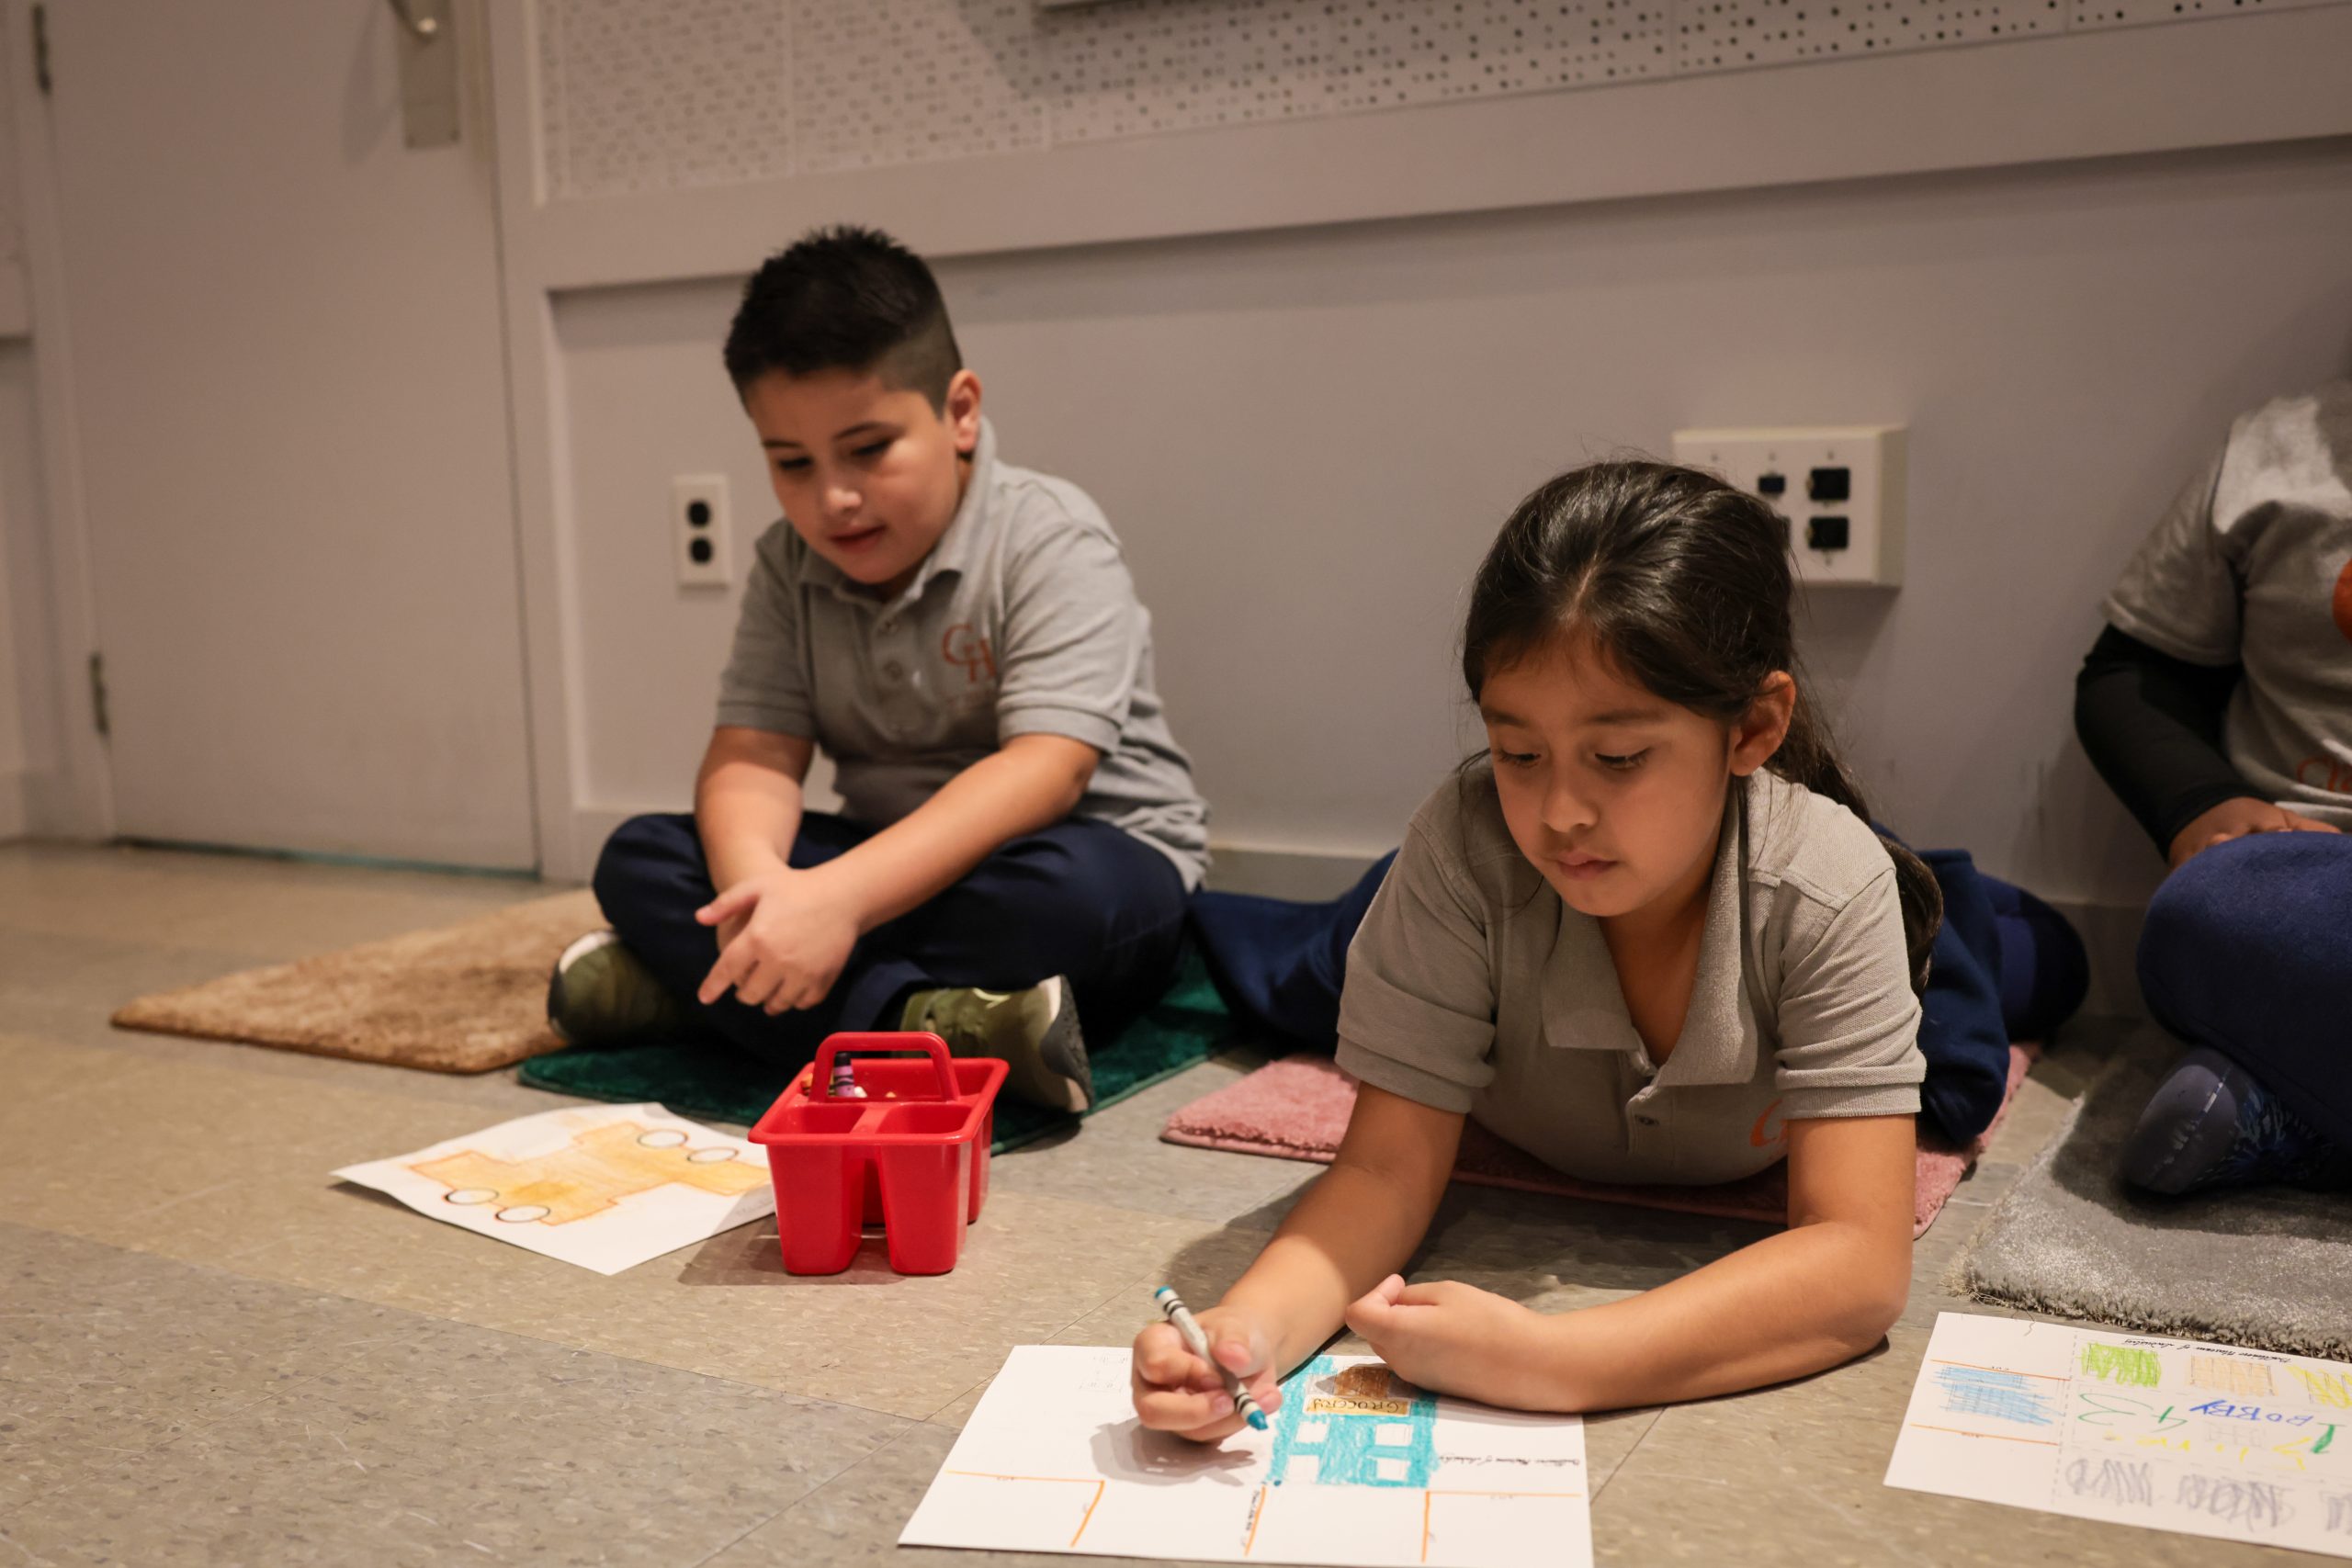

{"left": 1267, "top": 1357, "right": 1438, "bottom": 1489}
{"left": 2079, "top": 1343, "right": 2163, "bottom": 1388}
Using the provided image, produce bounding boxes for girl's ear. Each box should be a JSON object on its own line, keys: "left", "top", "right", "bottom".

{"left": 1728, "top": 671, "right": 1796, "bottom": 777}
{"left": 945, "top": 369, "right": 983, "bottom": 456}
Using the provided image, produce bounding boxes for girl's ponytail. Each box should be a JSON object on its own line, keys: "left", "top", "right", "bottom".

{"left": 1770, "top": 694, "right": 1943, "bottom": 994}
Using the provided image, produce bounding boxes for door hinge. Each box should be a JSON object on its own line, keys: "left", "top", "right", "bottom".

{"left": 31, "top": 4, "right": 50, "bottom": 96}
{"left": 87, "top": 651, "right": 108, "bottom": 738}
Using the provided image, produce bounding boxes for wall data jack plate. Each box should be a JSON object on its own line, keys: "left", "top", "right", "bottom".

{"left": 1670, "top": 426, "right": 1906, "bottom": 588}
{"left": 672, "top": 474, "right": 732, "bottom": 589}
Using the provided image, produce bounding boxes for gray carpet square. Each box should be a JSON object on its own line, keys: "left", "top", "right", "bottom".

{"left": 1954, "top": 1025, "right": 2352, "bottom": 1359}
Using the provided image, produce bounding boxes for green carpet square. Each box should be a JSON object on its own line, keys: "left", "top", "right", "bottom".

{"left": 519, "top": 949, "right": 1233, "bottom": 1154}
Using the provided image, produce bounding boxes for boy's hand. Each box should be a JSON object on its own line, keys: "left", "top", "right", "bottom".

{"left": 695, "top": 868, "right": 862, "bottom": 1013}
{"left": 1131, "top": 1306, "right": 1283, "bottom": 1443}
{"left": 1342, "top": 1275, "right": 1552, "bottom": 1410}
{"left": 2168, "top": 797, "right": 2340, "bottom": 869}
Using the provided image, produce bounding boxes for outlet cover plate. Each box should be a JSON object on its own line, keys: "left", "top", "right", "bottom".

{"left": 673, "top": 474, "right": 732, "bottom": 589}
{"left": 1670, "top": 425, "right": 1906, "bottom": 588}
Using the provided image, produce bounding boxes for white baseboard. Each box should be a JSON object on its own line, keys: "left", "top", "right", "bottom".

{"left": 0, "top": 766, "right": 25, "bottom": 841}
{"left": 1204, "top": 842, "right": 1387, "bottom": 902}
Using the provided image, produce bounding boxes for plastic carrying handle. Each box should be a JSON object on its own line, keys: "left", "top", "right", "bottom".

{"left": 811, "top": 1031, "right": 956, "bottom": 1102}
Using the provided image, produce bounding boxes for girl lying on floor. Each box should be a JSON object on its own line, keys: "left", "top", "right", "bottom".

{"left": 1136, "top": 460, "right": 1973, "bottom": 1432}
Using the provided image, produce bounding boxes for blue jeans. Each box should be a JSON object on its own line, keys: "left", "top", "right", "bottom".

{"left": 2138, "top": 832, "right": 2352, "bottom": 1150}
{"left": 592, "top": 811, "right": 1190, "bottom": 1066}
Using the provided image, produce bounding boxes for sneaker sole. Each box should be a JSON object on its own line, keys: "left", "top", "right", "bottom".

{"left": 1032, "top": 978, "right": 1092, "bottom": 1113}
{"left": 978, "top": 978, "right": 1091, "bottom": 1115}
{"left": 546, "top": 930, "right": 622, "bottom": 1044}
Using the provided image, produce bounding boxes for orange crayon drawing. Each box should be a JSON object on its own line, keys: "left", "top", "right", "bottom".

{"left": 2189, "top": 1356, "right": 2278, "bottom": 1398}
{"left": 410, "top": 1122, "right": 763, "bottom": 1225}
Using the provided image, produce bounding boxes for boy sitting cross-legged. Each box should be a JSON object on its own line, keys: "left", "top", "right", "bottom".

{"left": 550, "top": 226, "right": 1208, "bottom": 1110}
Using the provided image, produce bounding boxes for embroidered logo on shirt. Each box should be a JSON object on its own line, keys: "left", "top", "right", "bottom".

{"left": 2294, "top": 755, "right": 2352, "bottom": 794}
{"left": 1749, "top": 1097, "right": 1788, "bottom": 1149}
{"left": 941, "top": 623, "right": 996, "bottom": 684}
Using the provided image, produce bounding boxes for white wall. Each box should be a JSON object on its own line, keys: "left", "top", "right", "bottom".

{"left": 553, "top": 135, "right": 2352, "bottom": 927}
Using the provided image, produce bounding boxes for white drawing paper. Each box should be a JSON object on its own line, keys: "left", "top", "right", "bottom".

{"left": 901, "top": 1347, "right": 1590, "bottom": 1568}
{"left": 1886, "top": 1311, "right": 2352, "bottom": 1558}
{"left": 334, "top": 1102, "right": 773, "bottom": 1275}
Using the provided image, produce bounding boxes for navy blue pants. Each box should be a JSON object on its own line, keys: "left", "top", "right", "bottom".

{"left": 593, "top": 811, "right": 1190, "bottom": 1066}
{"left": 2138, "top": 832, "right": 2352, "bottom": 1150}
{"left": 1189, "top": 843, "right": 2090, "bottom": 1147}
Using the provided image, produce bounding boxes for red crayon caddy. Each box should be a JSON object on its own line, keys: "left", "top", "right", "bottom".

{"left": 750, "top": 1032, "right": 1008, "bottom": 1277}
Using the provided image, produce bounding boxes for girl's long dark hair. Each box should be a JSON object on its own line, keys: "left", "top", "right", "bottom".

{"left": 1463, "top": 460, "right": 1941, "bottom": 990}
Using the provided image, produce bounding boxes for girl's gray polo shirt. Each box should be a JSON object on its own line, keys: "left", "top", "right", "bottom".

{"left": 713, "top": 419, "right": 1210, "bottom": 888}
{"left": 1336, "top": 765, "right": 1923, "bottom": 1186}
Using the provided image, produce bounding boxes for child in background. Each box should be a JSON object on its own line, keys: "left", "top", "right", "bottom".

{"left": 1136, "top": 461, "right": 1939, "bottom": 1430}
{"left": 2076, "top": 379, "right": 2352, "bottom": 1194}
{"left": 548, "top": 226, "right": 1208, "bottom": 1110}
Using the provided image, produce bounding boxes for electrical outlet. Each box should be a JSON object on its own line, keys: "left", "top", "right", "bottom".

{"left": 672, "top": 474, "right": 731, "bottom": 589}
{"left": 1669, "top": 426, "right": 1906, "bottom": 588}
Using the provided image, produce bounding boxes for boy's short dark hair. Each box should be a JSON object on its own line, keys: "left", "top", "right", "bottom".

{"left": 723, "top": 225, "right": 964, "bottom": 410}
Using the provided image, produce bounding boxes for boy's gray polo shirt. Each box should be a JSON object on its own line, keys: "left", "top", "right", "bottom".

{"left": 715, "top": 419, "right": 1210, "bottom": 888}
{"left": 2103, "top": 379, "right": 2352, "bottom": 826}
{"left": 1336, "top": 766, "right": 1923, "bottom": 1187}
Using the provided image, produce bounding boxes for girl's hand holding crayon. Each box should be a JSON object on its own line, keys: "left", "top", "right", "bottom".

{"left": 1131, "top": 1304, "right": 1283, "bottom": 1442}
{"left": 1342, "top": 1274, "right": 1557, "bottom": 1411}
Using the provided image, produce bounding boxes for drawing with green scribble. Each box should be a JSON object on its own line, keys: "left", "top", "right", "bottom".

{"left": 1890, "top": 1314, "right": 2352, "bottom": 1559}
{"left": 2079, "top": 1341, "right": 2163, "bottom": 1388}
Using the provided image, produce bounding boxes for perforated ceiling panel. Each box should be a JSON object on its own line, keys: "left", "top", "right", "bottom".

{"left": 533, "top": 0, "right": 2345, "bottom": 199}
{"left": 791, "top": 0, "right": 1046, "bottom": 173}
{"left": 541, "top": 0, "right": 792, "bottom": 199}
{"left": 1676, "top": 0, "right": 2059, "bottom": 71}
{"left": 1044, "top": 0, "right": 1337, "bottom": 142}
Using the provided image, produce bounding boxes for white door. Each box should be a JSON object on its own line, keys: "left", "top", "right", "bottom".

{"left": 41, "top": 0, "right": 536, "bottom": 868}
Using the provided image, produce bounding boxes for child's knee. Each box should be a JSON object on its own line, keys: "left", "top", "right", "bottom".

{"left": 591, "top": 813, "right": 701, "bottom": 917}
{"left": 2137, "top": 832, "right": 2335, "bottom": 1017}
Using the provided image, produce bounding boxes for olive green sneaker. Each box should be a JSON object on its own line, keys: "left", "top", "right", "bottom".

{"left": 902, "top": 976, "right": 1092, "bottom": 1112}
{"left": 546, "top": 930, "right": 689, "bottom": 1046}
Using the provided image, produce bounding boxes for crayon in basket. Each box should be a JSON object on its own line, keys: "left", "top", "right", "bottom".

{"left": 828, "top": 1055, "right": 867, "bottom": 1100}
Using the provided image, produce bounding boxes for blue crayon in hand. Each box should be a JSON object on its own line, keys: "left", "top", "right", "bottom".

{"left": 1155, "top": 1285, "right": 1269, "bottom": 1430}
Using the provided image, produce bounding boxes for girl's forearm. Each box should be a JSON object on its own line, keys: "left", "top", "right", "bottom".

{"left": 1222, "top": 1162, "right": 1442, "bottom": 1376}
{"left": 1537, "top": 1219, "right": 1908, "bottom": 1411}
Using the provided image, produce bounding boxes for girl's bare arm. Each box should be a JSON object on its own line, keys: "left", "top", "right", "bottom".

{"left": 1224, "top": 1085, "right": 1465, "bottom": 1374}
{"left": 1531, "top": 1111, "right": 1916, "bottom": 1410}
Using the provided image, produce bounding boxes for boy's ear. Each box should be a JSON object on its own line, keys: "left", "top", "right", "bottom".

{"left": 945, "top": 369, "right": 982, "bottom": 456}
{"left": 1728, "top": 671, "right": 1796, "bottom": 778}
